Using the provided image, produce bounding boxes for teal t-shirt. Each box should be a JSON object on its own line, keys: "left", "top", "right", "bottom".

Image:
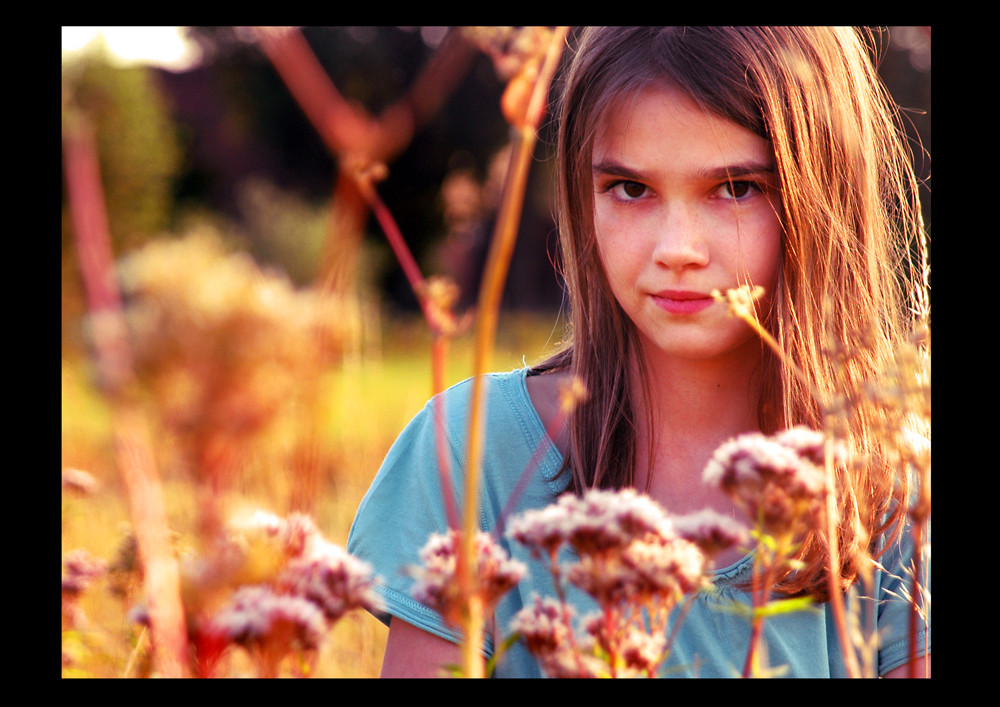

{"left": 347, "top": 368, "right": 929, "bottom": 678}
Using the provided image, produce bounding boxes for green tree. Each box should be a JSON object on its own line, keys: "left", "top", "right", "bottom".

{"left": 63, "top": 47, "right": 184, "bottom": 353}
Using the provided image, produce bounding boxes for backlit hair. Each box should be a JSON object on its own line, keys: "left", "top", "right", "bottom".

{"left": 534, "top": 26, "right": 929, "bottom": 600}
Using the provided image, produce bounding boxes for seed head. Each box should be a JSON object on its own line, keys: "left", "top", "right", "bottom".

{"left": 703, "top": 428, "right": 827, "bottom": 535}
{"left": 207, "top": 585, "right": 327, "bottom": 653}
{"left": 411, "top": 530, "right": 526, "bottom": 625}
{"left": 277, "top": 540, "right": 383, "bottom": 623}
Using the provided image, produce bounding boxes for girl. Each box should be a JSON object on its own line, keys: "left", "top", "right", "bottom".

{"left": 348, "top": 26, "right": 930, "bottom": 678}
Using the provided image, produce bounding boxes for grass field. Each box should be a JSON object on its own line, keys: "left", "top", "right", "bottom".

{"left": 61, "top": 307, "right": 565, "bottom": 677}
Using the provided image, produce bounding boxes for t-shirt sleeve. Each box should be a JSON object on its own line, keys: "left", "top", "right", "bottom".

{"left": 874, "top": 519, "right": 931, "bottom": 675}
{"left": 346, "top": 389, "right": 468, "bottom": 645}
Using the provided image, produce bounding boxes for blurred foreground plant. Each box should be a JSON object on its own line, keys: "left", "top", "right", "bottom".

{"left": 327, "top": 26, "right": 570, "bottom": 677}
{"left": 118, "top": 230, "right": 345, "bottom": 540}
{"left": 64, "top": 91, "right": 188, "bottom": 677}
{"left": 125, "top": 510, "right": 382, "bottom": 677}
{"left": 408, "top": 530, "right": 527, "bottom": 676}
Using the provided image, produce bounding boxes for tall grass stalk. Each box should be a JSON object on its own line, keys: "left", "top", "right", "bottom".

{"left": 62, "top": 97, "right": 188, "bottom": 677}
{"left": 456, "top": 27, "right": 569, "bottom": 677}
{"left": 356, "top": 171, "right": 463, "bottom": 529}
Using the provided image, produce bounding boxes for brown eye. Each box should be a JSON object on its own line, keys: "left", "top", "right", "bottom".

{"left": 611, "top": 180, "right": 648, "bottom": 199}
{"left": 722, "top": 180, "right": 755, "bottom": 199}
{"left": 622, "top": 181, "right": 645, "bottom": 198}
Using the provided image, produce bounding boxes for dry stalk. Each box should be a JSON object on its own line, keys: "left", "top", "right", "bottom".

{"left": 712, "top": 286, "right": 861, "bottom": 678}
{"left": 457, "top": 26, "right": 569, "bottom": 678}
{"left": 63, "top": 99, "right": 189, "bottom": 677}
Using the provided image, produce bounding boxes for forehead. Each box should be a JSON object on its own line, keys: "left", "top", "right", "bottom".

{"left": 592, "top": 83, "right": 774, "bottom": 170}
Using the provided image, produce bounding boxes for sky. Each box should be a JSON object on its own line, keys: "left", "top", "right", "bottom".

{"left": 62, "top": 26, "right": 204, "bottom": 71}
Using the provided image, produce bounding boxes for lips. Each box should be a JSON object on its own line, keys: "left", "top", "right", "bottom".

{"left": 651, "top": 290, "right": 715, "bottom": 315}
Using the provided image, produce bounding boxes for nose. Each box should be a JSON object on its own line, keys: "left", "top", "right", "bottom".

{"left": 651, "top": 204, "right": 710, "bottom": 271}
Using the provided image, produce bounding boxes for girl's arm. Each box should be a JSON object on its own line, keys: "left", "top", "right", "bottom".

{"left": 380, "top": 618, "right": 462, "bottom": 678}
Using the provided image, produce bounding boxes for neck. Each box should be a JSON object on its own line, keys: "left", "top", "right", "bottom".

{"left": 631, "top": 342, "right": 765, "bottom": 498}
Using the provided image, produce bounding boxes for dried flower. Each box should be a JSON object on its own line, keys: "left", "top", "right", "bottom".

{"left": 207, "top": 585, "right": 327, "bottom": 654}
{"left": 712, "top": 284, "right": 766, "bottom": 322}
{"left": 508, "top": 489, "right": 715, "bottom": 677}
{"left": 230, "top": 509, "right": 322, "bottom": 560}
{"left": 411, "top": 530, "right": 526, "bottom": 625}
{"left": 509, "top": 487, "right": 675, "bottom": 558}
{"left": 615, "top": 625, "right": 668, "bottom": 676}
{"left": 703, "top": 427, "right": 827, "bottom": 537}
{"left": 62, "top": 549, "right": 108, "bottom": 629}
{"left": 118, "top": 230, "right": 342, "bottom": 458}
{"left": 511, "top": 596, "right": 603, "bottom": 678}
{"left": 122, "top": 509, "right": 382, "bottom": 676}
{"left": 62, "top": 549, "right": 108, "bottom": 597}
{"left": 671, "top": 509, "right": 749, "bottom": 558}
{"left": 417, "top": 275, "right": 468, "bottom": 337}
{"left": 277, "top": 540, "right": 383, "bottom": 623}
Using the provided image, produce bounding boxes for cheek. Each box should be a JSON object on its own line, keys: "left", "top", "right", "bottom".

{"left": 594, "top": 221, "right": 641, "bottom": 296}
{"left": 740, "top": 212, "right": 783, "bottom": 288}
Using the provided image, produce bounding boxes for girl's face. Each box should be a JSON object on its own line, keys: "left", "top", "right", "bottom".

{"left": 592, "top": 82, "right": 783, "bottom": 368}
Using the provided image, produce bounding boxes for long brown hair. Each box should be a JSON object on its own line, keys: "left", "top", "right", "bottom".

{"left": 534, "top": 27, "right": 929, "bottom": 600}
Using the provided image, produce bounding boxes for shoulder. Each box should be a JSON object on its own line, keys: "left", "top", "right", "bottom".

{"left": 387, "top": 367, "right": 547, "bottom": 463}
{"left": 524, "top": 368, "right": 575, "bottom": 456}
{"left": 429, "top": 367, "right": 536, "bottom": 429}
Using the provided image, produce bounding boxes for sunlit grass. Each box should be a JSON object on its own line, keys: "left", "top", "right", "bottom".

{"left": 61, "top": 307, "right": 562, "bottom": 677}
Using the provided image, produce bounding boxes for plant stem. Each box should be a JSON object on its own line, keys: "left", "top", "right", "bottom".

{"left": 725, "top": 293, "right": 861, "bottom": 678}
{"left": 459, "top": 125, "right": 535, "bottom": 678}
{"left": 822, "top": 436, "right": 861, "bottom": 678}
{"left": 63, "top": 100, "right": 189, "bottom": 677}
{"left": 742, "top": 555, "right": 767, "bottom": 678}
{"left": 458, "top": 27, "right": 569, "bottom": 678}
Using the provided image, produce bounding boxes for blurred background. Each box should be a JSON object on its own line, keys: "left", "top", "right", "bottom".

{"left": 60, "top": 27, "right": 930, "bottom": 678}
{"left": 60, "top": 26, "right": 930, "bottom": 352}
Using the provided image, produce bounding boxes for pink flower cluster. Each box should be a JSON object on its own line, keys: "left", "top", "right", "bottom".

{"left": 179, "top": 511, "right": 382, "bottom": 676}
{"left": 62, "top": 549, "right": 109, "bottom": 629}
{"left": 507, "top": 489, "right": 745, "bottom": 677}
{"left": 411, "top": 529, "right": 527, "bottom": 626}
{"left": 207, "top": 585, "right": 327, "bottom": 653}
{"left": 62, "top": 549, "right": 108, "bottom": 597}
{"left": 510, "top": 595, "right": 605, "bottom": 678}
{"left": 277, "top": 540, "right": 384, "bottom": 624}
{"left": 702, "top": 426, "right": 829, "bottom": 536}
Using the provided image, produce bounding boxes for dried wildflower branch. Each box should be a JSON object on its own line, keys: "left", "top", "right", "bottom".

{"left": 63, "top": 95, "right": 189, "bottom": 677}
{"left": 860, "top": 324, "right": 931, "bottom": 676}
{"left": 409, "top": 529, "right": 527, "bottom": 676}
{"left": 127, "top": 510, "right": 383, "bottom": 677}
{"left": 256, "top": 27, "right": 477, "bottom": 532}
{"left": 254, "top": 27, "right": 477, "bottom": 296}
{"left": 507, "top": 489, "right": 744, "bottom": 677}
{"left": 714, "top": 284, "right": 930, "bottom": 677}
{"left": 453, "top": 25, "right": 569, "bottom": 678}
{"left": 261, "top": 25, "right": 570, "bottom": 677}
{"left": 118, "top": 232, "right": 342, "bottom": 542}
{"left": 704, "top": 427, "right": 829, "bottom": 677}
{"left": 712, "top": 285, "right": 862, "bottom": 677}
{"left": 350, "top": 159, "right": 467, "bottom": 533}
{"left": 507, "top": 489, "right": 745, "bottom": 677}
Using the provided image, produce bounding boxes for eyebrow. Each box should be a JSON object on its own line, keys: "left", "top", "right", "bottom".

{"left": 592, "top": 159, "right": 777, "bottom": 182}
